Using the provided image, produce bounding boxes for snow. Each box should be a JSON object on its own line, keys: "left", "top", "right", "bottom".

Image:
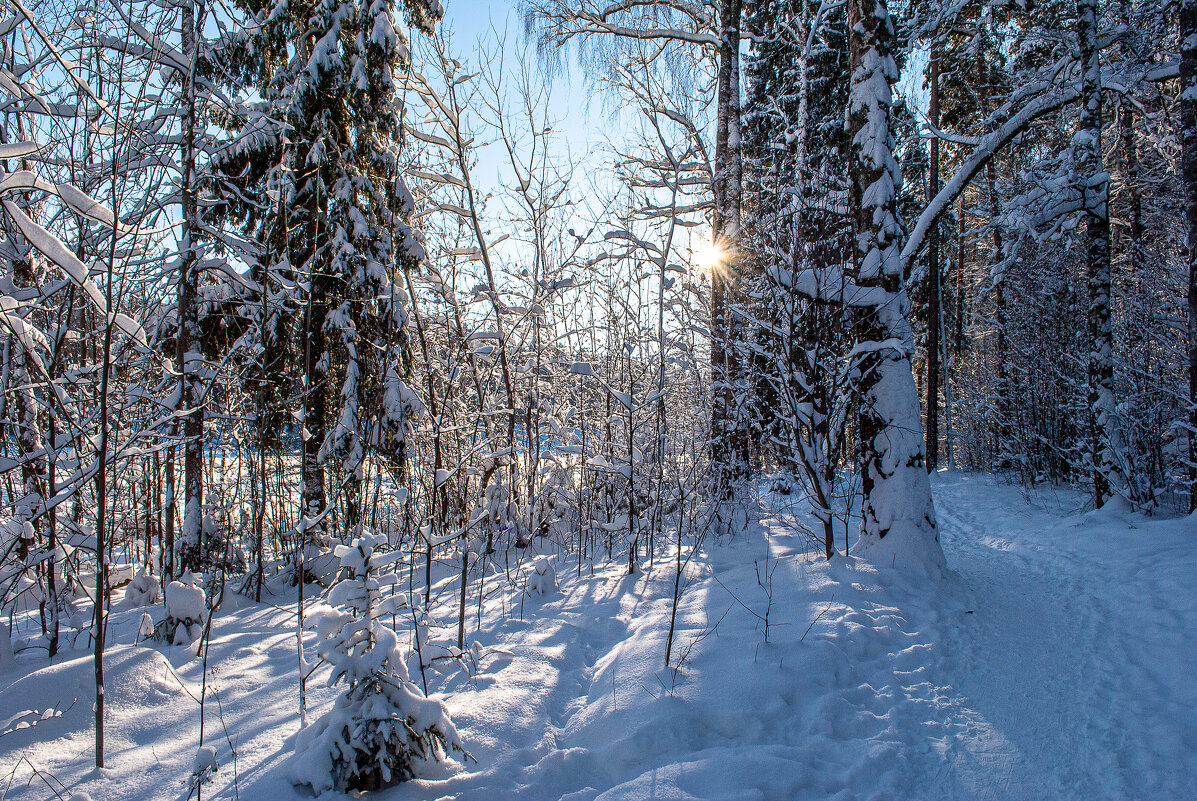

{"left": 123, "top": 568, "right": 159, "bottom": 607}
{"left": 292, "top": 533, "right": 462, "bottom": 793}
{"left": 1, "top": 474, "right": 1193, "bottom": 800}
{"left": 138, "top": 612, "right": 154, "bottom": 641}
{"left": 0, "top": 141, "right": 40, "bottom": 160}
{"left": 165, "top": 573, "right": 206, "bottom": 622}
{"left": 2, "top": 199, "right": 149, "bottom": 347}
{"left": 525, "top": 556, "right": 557, "bottom": 596}
{"left": 855, "top": 357, "right": 945, "bottom": 576}
{"left": 193, "top": 744, "right": 217, "bottom": 773}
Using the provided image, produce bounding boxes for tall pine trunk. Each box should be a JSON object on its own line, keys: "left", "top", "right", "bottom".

{"left": 926, "top": 48, "right": 940, "bottom": 473}
{"left": 1180, "top": 0, "right": 1197, "bottom": 513}
{"left": 1077, "top": 0, "right": 1121, "bottom": 507}
{"left": 847, "top": 0, "right": 943, "bottom": 573}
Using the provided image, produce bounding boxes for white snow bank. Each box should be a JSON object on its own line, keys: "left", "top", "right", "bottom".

{"left": 123, "top": 568, "right": 160, "bottom": 607}
{"left": 526, "top": 556, "right": 557, "bottom": 596}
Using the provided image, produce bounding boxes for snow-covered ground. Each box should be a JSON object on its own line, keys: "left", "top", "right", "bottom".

{"left": 1, "top": 473, "right": 1193, "bottom": 800}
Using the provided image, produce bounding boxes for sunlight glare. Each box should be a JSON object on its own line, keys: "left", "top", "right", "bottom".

{"left": 691, "top": 237, "right": 725, "bottom": 275}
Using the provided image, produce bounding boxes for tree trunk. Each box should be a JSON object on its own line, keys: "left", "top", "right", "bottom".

{"left": 988, "top": 158, "right": 1010, "bottom": 467}
{"left": 255, "top": 440, "right": 266, "bottom": 602}
{"left": 46, "top": 403, "right": 58, "bottom": 658}
{"left": 11, "top": 255, "right": 45, "bottom": 594}
{"left": 976, "top": 49, "right": 1011, "bottom": 468}
{"left": 1078, "top": 0, "right": 1121, "bottom": 507}
{"left": 955, "top": 196, "right": 965, "bottom": 356}
{"left": 301, "top": 281, "right": 328, "bottom": 538}
{"left": 710, "top": 0, "right": 746, "bottom": 485}
{"left": 164, "top": 443, "right": 176, "bottom": 579}
{"left": 926, "top": 48, "right": 940, "bottom": 472}
{"left": 846, "top": 0, "right": 943, "bottom": 573}
{"left": 1180, "top": 0, "right": 1197, "bottom": 513}
{"left": 179, "top": 0, "right": 204, "bottom": 559}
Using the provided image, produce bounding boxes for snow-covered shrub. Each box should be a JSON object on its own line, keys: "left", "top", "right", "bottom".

{"left": 138, "top": 612, "right": 155, "bottom": 642}
{"left": 177, "top": 511, "right": 247, "bottom": 575}
{"left": 768, "top": 476, "right": 794, "bottom": 496}
{"left": 190, "top": 745, "right": 218, "bottom": 790}
{"left": 526, "top": 556, "right": 557, "bottom": 596}
{"left": 289, "top": 533, "right": 464, "bottom": 794}
{"left": 124, "top": 568, "right": 160, "bottom": 607}
{"left": 529, "top": 461, "right": 578, "bottom": 541}
{"left": 154, "top": 572, "right": 207, "bottom": 645}
{"left": 291, "top": 543, "right": 341, "bottom": 588}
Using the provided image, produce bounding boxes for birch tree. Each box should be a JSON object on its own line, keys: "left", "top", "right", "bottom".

{"left": 526, "top": 0, "right": 750, "bottom": 483}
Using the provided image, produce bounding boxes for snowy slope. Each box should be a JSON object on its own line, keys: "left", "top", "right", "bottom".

{"left": 0, "top": 473, "right": 1192, "bottom": 800}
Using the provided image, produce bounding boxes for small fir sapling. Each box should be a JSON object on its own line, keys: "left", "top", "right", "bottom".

{"left": 289, "top": 533, "right": 465, "bottom": 793}
{"left": 154, "top": 571, "right": 207, "bottom": 644}
{"left": 526, "top": 556, "right": 557, "bottom": 596}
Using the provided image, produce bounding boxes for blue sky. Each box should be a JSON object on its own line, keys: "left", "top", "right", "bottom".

{"left": 434, "top": 0, "right": 612, "bottom": 195}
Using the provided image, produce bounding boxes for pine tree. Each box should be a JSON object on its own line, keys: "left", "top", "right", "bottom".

{"left": 846, "top": 0, "right": 944, "bottom": 571}
{"left": 290, "top": 533, "right": 464, "bottom": 792}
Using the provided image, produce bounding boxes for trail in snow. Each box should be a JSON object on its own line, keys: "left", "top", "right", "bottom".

{"left": 933, "top": 473, "right": 1196, "bottom": 801}
{"left": 0, "top": 473, "right": 1192, "bottom": 801}
{"left": 394, "top": 473, "right": 1195, "bottom": 801}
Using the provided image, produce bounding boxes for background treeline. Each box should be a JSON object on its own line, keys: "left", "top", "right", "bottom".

{"left": 740, "top": 0, "right": 1192, "bottom": 518}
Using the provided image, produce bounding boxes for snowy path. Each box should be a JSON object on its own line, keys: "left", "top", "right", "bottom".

{"left": 404, "top": 474, "right": 1195, "bottom": 801}
{"left": 931, "top": 474, "right": 1196, "bottom": 801}
{"left": 0, "top": 474, "right": 1192, "bottom": 801}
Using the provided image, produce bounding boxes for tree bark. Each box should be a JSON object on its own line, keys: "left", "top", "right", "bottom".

{"left": 1177, "top": 0, "right": 1197, "bottom": 512}
{"left": 164, "top": 443, "right": 176, "bottom": 579}
{"left": 710, "top": 0, "right": 747, "bottom": 485}
{"left": 926, "top": 48, "right": 940, "bottom": 472}
{"left": 847, "top": 0, "right": 943, "bottom": 572}
{"left": 1077, "top": 0, "right": 1121, "bottom": 506}
{"left": 301, "top": 272, "right": 328, "bottom": 538}
{"left": 1181, "top": 0, "right": 1197, "bottom": 513}
{"left": 178, "top": 0, "right": 204, "bottom": 559}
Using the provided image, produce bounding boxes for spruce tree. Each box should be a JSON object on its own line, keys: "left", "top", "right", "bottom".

{"left": 216, "top": 0, "right": 441, "bottom": 539}
{"left": 290, "top": 533, "right": 463, "bottom": 792}
{"left": 846, "top": 0, "right": 943, "bottom": 571}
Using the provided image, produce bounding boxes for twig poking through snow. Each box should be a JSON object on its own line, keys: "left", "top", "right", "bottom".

{"left": 800, "top": 599, "right": 836, "bottom": 643}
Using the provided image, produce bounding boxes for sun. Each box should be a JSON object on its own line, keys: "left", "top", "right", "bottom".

{"left": 691, "top": 236, "right": 726, "bottom": 275}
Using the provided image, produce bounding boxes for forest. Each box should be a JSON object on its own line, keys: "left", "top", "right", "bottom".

{"left": 0, "top": 0, "right": 1193, "bottom": 797}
